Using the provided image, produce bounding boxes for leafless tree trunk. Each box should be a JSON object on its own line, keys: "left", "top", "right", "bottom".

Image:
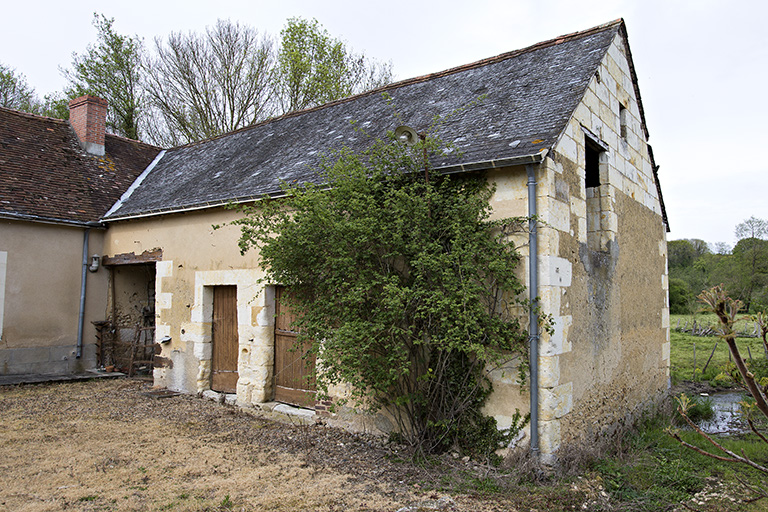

{"left": 144, "top": 19, "right": 275, "bottom": 146}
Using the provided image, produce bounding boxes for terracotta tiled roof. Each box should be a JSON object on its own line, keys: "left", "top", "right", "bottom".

{"left": 105, "top": 20, "right": 625, "bottom": 221}
{"left": 0, "top": 107, "right": 160, "bottom": 225}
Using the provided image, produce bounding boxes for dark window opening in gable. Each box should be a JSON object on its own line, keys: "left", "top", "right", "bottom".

{"left": 585, "top": 138, "right": 602, "bottom": 189}
{"left": 619, "top": 105, "right": 628, "bottom": 140}
{"left": 583, "top": 130, "right": 610, "bottom": 251}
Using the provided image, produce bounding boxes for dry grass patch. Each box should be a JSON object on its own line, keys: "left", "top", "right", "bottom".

{"left": 0, "top": 379, "right": 418, "bottom": 511}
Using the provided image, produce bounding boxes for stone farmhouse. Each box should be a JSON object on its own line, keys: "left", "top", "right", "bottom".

{"left": 0, "top": 97, "right": 159, "bottom": 375}
{"left": 1, "top": 19, "right": 669, "bottom": 460}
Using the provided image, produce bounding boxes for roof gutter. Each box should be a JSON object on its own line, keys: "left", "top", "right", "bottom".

{"left": 440, "top": 150, "right": 547, "bottom": 174}
{"left": 103, "top": 193, "right": 286, "bottom": 222}
{"left": 0, "top": 212, "right": 105, "bottom": 229}
{"left": 103, "top": 151, "right": 549, "bottom": 223}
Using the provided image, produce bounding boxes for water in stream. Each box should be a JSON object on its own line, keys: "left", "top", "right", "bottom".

{"left": 696, "top": 391, "right": 748, "bottom": 435}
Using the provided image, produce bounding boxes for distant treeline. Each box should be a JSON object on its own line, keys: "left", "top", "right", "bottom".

{"left": 669, "top": 216, "right": 768, "bottom": 314}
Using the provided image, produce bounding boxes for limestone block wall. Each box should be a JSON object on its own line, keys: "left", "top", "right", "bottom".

{"left": 521, "top": 31, "right": 669, "bottom": 458}
{"left": 181, "top": 268, "right": 273, "bottom": 402}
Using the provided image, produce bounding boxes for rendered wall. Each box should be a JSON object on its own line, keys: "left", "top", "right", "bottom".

{"left": 104, "top": 209, "right": 275, "bottom": 403}
{"left": 104, "top": 196, "right": 534, "bottom": 435}
{"left": 481, "top": 165, "right": 532, "bottom": 437}
{"left": 0, "top": 220, "right": 108, "bottom": 374}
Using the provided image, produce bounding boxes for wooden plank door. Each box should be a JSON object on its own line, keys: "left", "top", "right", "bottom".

{"left": 211, "top": 285, "right": 239, "bottom": 393}
{"left": 274, "top": 286, "right": 316, "bottom": 407}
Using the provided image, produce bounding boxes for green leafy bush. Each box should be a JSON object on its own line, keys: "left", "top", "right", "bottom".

{"left": 669, "top": 278, "right": 694, "bottom": 314}
{"left": 230, "top": 120, "right": 531, "bottom": 456}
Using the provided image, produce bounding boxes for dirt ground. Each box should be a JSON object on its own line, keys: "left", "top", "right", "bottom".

{"left": 0, "top": 378, "right": 553, "bottom": 512}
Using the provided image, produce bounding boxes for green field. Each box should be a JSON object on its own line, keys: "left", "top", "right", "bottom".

{"left": 670, "top": 313, "right": 767, "bottom": 384}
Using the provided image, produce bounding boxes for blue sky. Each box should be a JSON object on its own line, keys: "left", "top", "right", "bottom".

{"left": 2, "top": 0, "right": 766, "bottom": 246}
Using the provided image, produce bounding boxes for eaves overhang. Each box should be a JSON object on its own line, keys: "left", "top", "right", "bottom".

{"left": 102, "top": 151, "right": 548, "bottom": 223}
{"left": 0, "top": 211, "right": 105, "bottom": 229}
{"left": 440, "top": 150, "right": 548, "bottom": 174}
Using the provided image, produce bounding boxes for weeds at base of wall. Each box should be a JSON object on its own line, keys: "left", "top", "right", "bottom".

{"left": 404, "top": 408, "right": 729, "bottom": 510}
{"left": 587, "top": 395, "right": 768, "bottom": 511}
{"left": 457, "top": 393, "right": 764, "bottom": 511}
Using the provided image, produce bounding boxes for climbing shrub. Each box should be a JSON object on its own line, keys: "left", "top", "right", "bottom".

{"left": 231, "top": 128, "right": 530, "bottom": 456}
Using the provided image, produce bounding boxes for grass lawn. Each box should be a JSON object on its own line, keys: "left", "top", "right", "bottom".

{"left": 670, "top": 313, "right": 768, "bottom": 384}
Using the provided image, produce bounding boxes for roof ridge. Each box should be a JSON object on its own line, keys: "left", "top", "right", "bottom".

{"left": 169, "top": 19, "right": 625, "bottom": 151}
{"left": 0, "top": 105, "right": 69, "bottom": 125}
{"left": 105, "top": 131, "right": 161, "bottom": 150}
{"left": 0, "top": 106, "right": 159, "bottom": 149}
{"left": 387, "top": 18, "right": 624, "bottom": 88}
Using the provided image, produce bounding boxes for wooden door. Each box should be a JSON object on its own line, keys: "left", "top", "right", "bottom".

{"left": 211, "top": 286, "right": 239, "bottom": 393}
{"left": 274, "top": 286, "right": 316, "bottom": 407}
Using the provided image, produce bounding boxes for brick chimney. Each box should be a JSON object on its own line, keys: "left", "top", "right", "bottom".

{"left": 69, "top": 95, "right": 108, "bottom": 156}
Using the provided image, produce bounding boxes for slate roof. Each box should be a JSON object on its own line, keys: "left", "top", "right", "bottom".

{"left": 0, "top": 108, "right": 160, "bottom": 225}
{"left": 105, "top": 20, "right": 627, "bottom": 221}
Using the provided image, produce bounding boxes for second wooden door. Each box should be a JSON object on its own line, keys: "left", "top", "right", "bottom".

{"left": 274, "top": 286, "right": 316, "bottom": 407}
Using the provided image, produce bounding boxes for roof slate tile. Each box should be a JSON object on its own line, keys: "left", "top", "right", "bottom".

{"left": 106, "top": 21, "right": 621, "bottom": 220}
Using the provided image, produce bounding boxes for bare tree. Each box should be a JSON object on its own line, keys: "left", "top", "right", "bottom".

{"left": 733, "top": 217, "right": 768, "bottom": 311}
{"left": 736, "top": 217, "right": 768, "bottom": 241}
{"left": 144, "top": 19, "right": 275, "bottom": 146}
{"left": 712, "top": 241, "right": 732, "bottom": 255}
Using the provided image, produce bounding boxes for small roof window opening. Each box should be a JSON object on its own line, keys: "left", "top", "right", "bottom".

{"left": 620, "top": 105, "right": 628, "bottom": 140}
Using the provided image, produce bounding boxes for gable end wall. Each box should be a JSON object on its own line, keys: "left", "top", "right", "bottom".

{"left": 522, "top": 32, "right": 669, "bottom": 458}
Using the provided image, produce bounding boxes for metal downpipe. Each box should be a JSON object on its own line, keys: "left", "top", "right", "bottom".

{"left": 526, "top": 164, "right": 540, "bottom": 455}
{"left": 76, "top": 228, "right": 90, "bottom": 359}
